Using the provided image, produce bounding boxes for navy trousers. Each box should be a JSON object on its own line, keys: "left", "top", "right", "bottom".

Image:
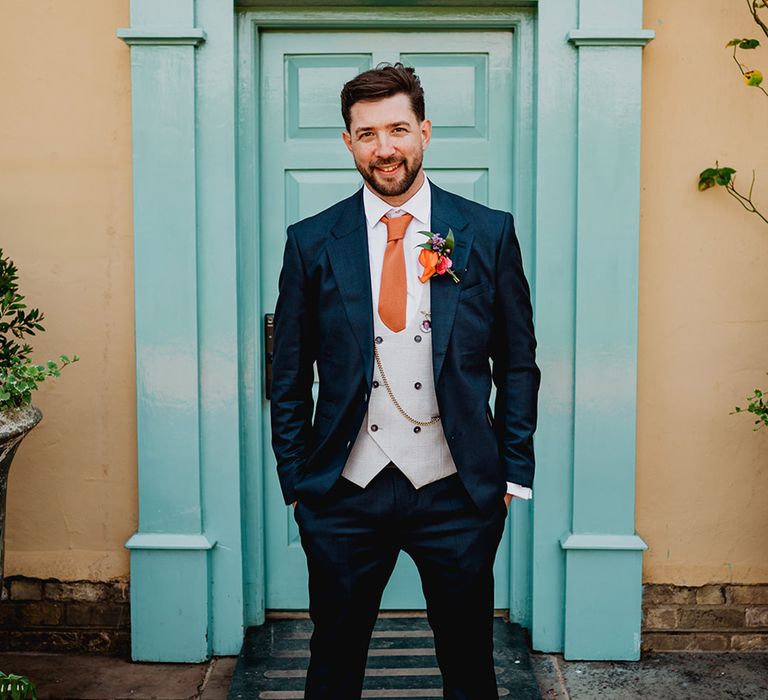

{"left": 293, "top": 463, "right": 508, "bottom": 699}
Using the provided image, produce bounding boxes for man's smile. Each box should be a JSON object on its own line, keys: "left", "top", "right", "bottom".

{"left": 375, "top": 162, "right": 403, "bottom": 174}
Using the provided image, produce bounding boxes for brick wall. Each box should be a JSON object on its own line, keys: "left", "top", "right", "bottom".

{"left": 0, "top": 578, "right": 767, "bottom": 655}
{"left": 642, "top": 584, "right": 768, "bottom": 651}
{"left": 0, "top": 576, "right": 129, "bottom": 656}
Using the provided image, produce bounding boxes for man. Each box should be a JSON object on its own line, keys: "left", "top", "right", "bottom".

{"left": 270, "top": 62, "right": 540, "bottom": 699}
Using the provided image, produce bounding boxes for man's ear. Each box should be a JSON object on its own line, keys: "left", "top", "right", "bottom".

{"left": 421, "top": 119, "right": 433, "bottom": 149}
{"left": 342, "top": 130, "right": 353, "bottom": 152}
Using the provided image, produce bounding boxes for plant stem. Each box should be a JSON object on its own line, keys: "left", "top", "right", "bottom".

{"left": 727, "top": 170, "right": 768, "bottom": 224}
{"left": 747, "top": 0, "right": 768, "bottom": 40}
{"left": 732, "top": 45, "right": 768, "bottom": 97}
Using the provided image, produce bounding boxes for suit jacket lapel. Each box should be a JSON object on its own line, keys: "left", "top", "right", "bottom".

{"left": 429, "top": 181, "right": 472, "bottom": 384}
{"left": 326, "top": 187, "right": 375, "bottom": 390}
{"left": 325, "top": 181, "right": 474, "bottom": 392}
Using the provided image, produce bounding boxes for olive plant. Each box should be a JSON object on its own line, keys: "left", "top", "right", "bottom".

{"left": 0, "top": 248, "right": 78, "bottom": 409}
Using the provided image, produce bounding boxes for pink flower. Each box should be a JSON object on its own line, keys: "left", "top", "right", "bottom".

{"left": 435, "top": 255, "right": 453, "bottom": 275}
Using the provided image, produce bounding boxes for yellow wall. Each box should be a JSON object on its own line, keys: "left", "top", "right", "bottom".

{"left": 639, "top": 1, "right": 768, "bottom": 584}
{"left": 1, "top": 0, "right": 766, "bottom": 587}
{"left": 0, "top": 1, "right": 135, "bottom": 581}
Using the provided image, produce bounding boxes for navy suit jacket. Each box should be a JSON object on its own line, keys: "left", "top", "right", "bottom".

{"left": 270, "top": 180, "right": 541, "bottom": 514}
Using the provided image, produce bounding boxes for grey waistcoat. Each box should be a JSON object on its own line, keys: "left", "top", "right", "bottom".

{"left": 341, "top": 280, "right": 459, "bottom": 489}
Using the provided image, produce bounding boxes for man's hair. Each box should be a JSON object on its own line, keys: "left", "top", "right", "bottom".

{"left": 340, "top": 62, "right": 425, "bottom": 133}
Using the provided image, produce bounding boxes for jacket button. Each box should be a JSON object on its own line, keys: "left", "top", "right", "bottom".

{"left": 413, "top": 426, "right": 421, "bottom": 433}
{"left": 371, "top": 424, "right": 379, "bottom": 432}
{"left": 375, "top": 336, "right": 383, "bottom": 344}
{"left": 373, "top": 380, "right": 379, "bottom": 388}
{"left": 414, "top": 335, "right": 422, "bottom": 342}
{"left": 414, "top": 382, "right": 422, "bottom": 389}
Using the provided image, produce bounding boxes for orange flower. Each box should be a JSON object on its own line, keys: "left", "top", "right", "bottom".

{"left": 418, "top": 248, "right": 439, "bottom": 283}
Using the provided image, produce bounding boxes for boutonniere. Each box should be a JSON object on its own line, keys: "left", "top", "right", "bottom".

{"left": 415, "top": 228, "right": 461, "bottom": 284}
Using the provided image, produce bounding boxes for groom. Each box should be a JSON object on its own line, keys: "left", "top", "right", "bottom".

{"left": 270, "top": 63, "right": 540, "bottom": 699}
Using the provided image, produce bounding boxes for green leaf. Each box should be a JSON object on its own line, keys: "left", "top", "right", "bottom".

{"left": 744, "top": 69, "right": 763, "bottom": 86}
{"left": 445, "top": 227, "right": 456, "bottom": 252}
{"left": 739, "top": 38, "right": 760, "bottom": 49}
{"left": 698, "top": 177, "right": 715, "bottom": 191}
{"left": 715, "top": 172, "right": 732, "bottom": 186}
{"left": 726, "top": 38, "right": 743, "bottom": 47}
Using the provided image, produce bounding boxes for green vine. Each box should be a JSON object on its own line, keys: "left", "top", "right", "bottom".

{"left": 699, "top": 162, "right": 768, "bottom": 225}
{"left": 732, "top": 378, "right": 768, "bottom": 430}
{"left": 0, "top": 248, "right": 78, "bottom": 411}
{"left": 698, "top": 1, "right": 768, "bottom": 225}
{"left": 698, "top": 3, "right": 768, "bottom": 431}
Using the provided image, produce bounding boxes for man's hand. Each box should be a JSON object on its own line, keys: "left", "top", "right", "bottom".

{"left": 292, "top": 500, "right": 297, "bottom": 509}
{"left": 504, "top": 493, "right": 514, "bottom": 510}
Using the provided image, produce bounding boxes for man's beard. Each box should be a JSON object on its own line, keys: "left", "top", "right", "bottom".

{"left": 355, "top": 153, "right": 422, "bottom": 198}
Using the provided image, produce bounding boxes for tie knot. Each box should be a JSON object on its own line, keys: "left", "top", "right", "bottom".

{"left": 380, "top": 212, "right": 413, "bottom": 242}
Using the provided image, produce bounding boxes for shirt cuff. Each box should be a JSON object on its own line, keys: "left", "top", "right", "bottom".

{"left": 506, "top": 481, "right": 532, "bottom": 500}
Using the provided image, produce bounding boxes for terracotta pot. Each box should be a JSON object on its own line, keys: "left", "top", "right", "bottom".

{"left": 0, "top": 405, "right": 43, "bottom": 590}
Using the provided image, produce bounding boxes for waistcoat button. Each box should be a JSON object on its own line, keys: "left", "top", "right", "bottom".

{"left": 414, "top": 335, "right": 422, "bottom": 342}
{"left": 413, "top": 426, "right": 421, "bottom": 433}
{"left": 372, "top": 380, "right": 379, "bottom": 388}
{"left": 375, "top": 336, "right": 383, "bottom": 344}
{"left": 371, "top": 424, "right": 379, "bottom": 432}
{"left": 414, "top": 382, "right": 422, "bottom": 389}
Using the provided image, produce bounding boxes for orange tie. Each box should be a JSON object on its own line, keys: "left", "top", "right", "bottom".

{"left": 378, "top": 212, "right": 413, "bottom": 332}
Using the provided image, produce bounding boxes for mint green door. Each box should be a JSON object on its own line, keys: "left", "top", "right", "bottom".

{"left": 260, "top": 30, "right": 516, "bottom": 609}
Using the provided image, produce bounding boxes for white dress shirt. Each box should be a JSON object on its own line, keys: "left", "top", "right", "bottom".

{"left": 362, "top": 176, "right": 533, "bottom": 501}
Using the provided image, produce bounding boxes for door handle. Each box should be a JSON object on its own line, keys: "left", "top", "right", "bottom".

{"left": 264, "top": 313, "right": 274, "bottom": 400}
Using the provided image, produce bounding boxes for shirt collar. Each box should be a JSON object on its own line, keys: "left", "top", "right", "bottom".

{"left": 362, "top": 174, "right": 431, "bottom": 229}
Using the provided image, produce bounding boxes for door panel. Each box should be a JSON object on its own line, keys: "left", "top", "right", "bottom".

{"left": 260, "top": 30, "right": 515, "bottom": 609}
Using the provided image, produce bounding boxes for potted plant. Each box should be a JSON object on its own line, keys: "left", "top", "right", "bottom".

{"left": 0, "top": 672, "right": 36, "bottom": 699}
{"left": 0, "top": 248, "right": 78, "bottom": 590}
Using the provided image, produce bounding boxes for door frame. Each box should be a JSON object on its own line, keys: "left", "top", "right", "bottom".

{"left": 117, "top": 0, "right": 653, "bottom": 662}
{"left": 237, "top": 9, "right": 537, "bottom": 626}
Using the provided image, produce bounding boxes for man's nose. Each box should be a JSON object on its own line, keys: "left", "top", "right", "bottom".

{"left": 373, "top": 135, "right": 396, "bottom": 159}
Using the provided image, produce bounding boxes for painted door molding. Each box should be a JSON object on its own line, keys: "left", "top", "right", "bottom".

{"left": 118, "top": 0, "right": 654, "bottom": 662}
{"left": 117, "top": 0, "right": 244, "bottom": 662}
{"left": 253, "top": 27, "right": 526, "bottom": 612}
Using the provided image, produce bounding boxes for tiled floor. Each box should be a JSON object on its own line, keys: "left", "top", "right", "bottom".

{"left": 228, "top": 615, "right": 541, "bottom": 699}
{"left": 3, "top": 630, "right": 766, "bottom": 699}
